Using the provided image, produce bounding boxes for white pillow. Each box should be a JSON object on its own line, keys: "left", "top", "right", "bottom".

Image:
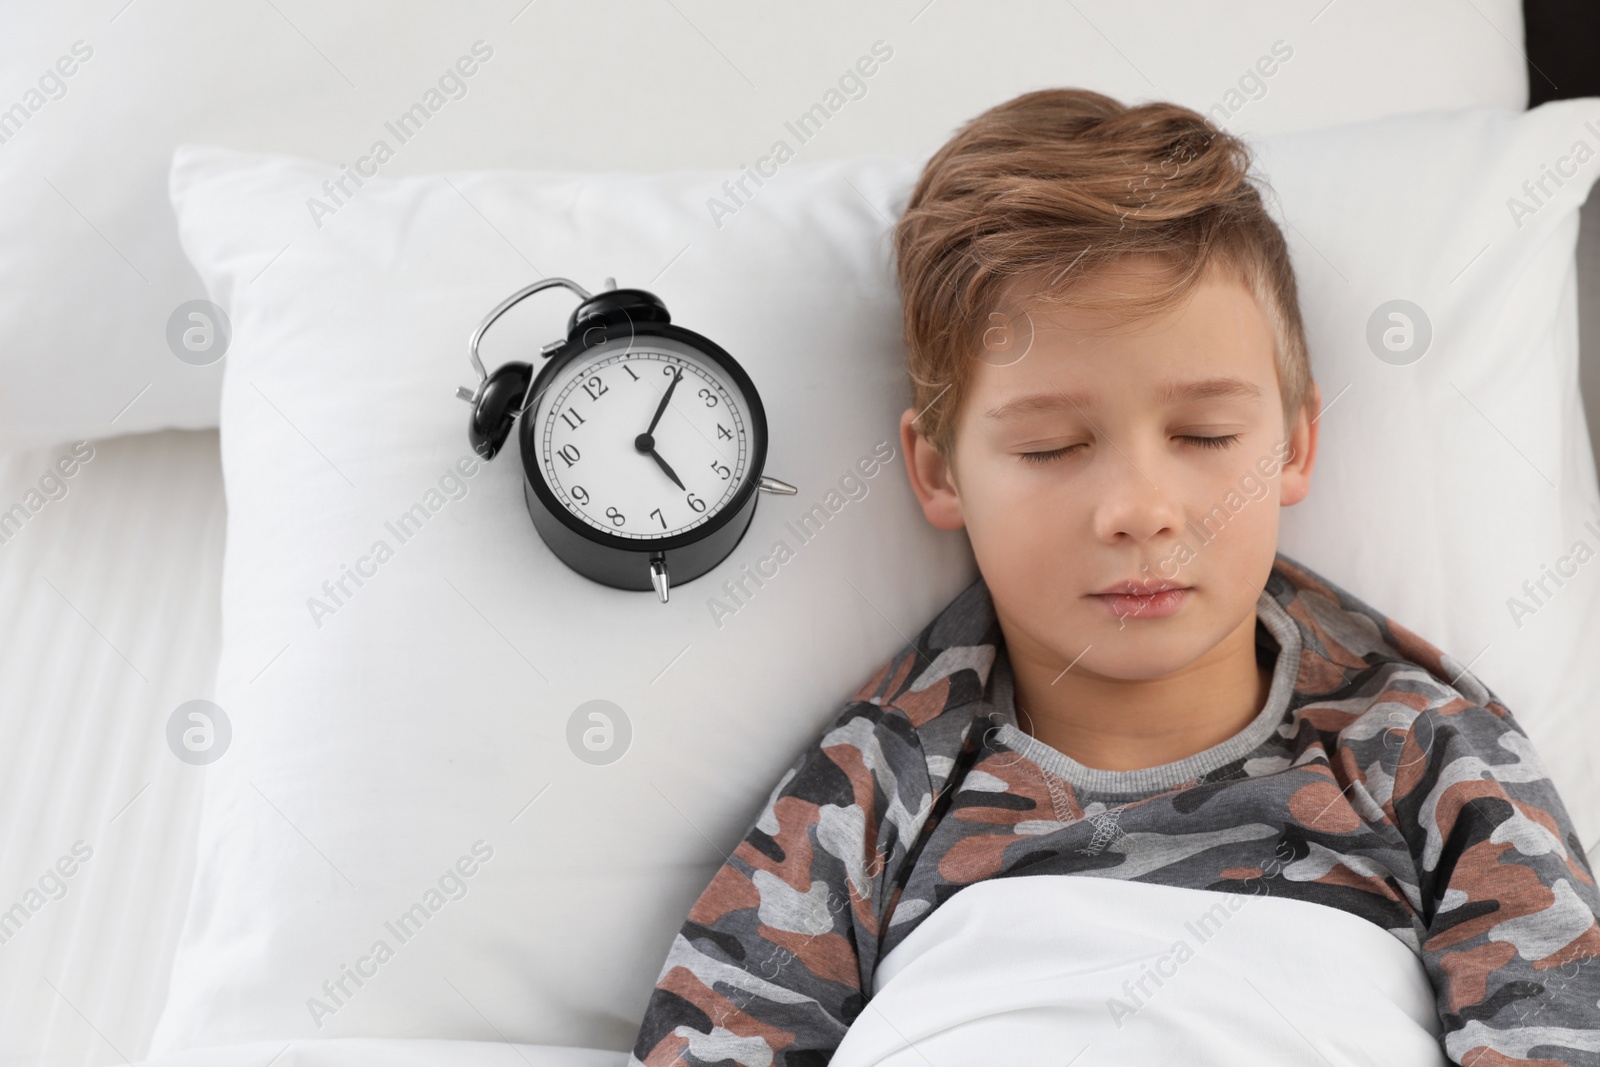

{"left": 154, "top": 98, "right": 1600, "bottom": 1054}
{"left": 0, "top": 0, "right": 1528, "bottom": 449}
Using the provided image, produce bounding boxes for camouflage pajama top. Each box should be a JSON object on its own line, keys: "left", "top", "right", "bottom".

{"left": 630, "top": 552, "right": 1600, "bottom": 1066}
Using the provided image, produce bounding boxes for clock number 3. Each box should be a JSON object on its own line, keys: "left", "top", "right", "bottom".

{"left": 697, "top": 387, "right": 718, "bottom": 407}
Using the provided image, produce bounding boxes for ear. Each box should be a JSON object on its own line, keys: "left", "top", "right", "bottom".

{"left": 1279, "top": 381, "right": 1320, "bottom": 507}
{"left": 899, "top": 407, "right": 966, "bottom": 531}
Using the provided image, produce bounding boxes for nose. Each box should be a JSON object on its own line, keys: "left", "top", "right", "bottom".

{"left": 1089, "top": 450, "right": 1187, "bottom": 546}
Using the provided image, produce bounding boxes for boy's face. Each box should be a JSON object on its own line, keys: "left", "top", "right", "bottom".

{"left": 899, "top": 256, "right": 1319, "bottom": 682}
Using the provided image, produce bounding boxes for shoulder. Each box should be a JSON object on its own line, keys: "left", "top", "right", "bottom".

{"left": 1269, "top": 551, "right": 1517, "bottom": 731}
{"left": 1269, "top": 554, "right": 1556, "bottom": 825}
{"left": 829, "top": 573, "right": 1003, "bottom": 791}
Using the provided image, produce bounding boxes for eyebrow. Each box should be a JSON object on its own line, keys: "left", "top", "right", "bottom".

{"left": 982, "top": 376, "right": 1264, "bottom": 421}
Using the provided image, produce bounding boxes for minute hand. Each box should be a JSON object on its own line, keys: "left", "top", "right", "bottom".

{"left": 647, "top": 365, "right": 684, "bottom": 435}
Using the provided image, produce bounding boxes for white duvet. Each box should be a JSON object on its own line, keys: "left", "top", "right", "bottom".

{"left": 832, "top": 875, "right": 1449, "bottom": 1067}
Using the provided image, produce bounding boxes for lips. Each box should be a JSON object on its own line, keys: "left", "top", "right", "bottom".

{"left": 1087, "top": 580, "right": 1192, "bottom": 620}
{"left": 1092, "top": 579, "right": 1189, "bottom": 596}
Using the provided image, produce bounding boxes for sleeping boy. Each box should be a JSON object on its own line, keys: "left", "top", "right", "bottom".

{"left": 628, "top": 88, "right": 1600, "bottom": 1065}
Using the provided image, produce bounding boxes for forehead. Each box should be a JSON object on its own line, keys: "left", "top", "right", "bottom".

{"left": 968, "top": 259, "right": 1278, "bottom": 417}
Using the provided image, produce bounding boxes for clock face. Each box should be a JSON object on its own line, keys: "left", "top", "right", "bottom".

{"left": 529, "top": 335, "right": 752, "bottom": 541}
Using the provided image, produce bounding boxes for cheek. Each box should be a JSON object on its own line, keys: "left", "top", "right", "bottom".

{"left": 1212, "top": 506, "right": 1280, "bottom": 568}
{"left": 1182, "top": 465, "right": 1283, "bottom": 583}
{"left": 964, "top": 460, "right": 1056, "bottom": 526}
{"left": 963, "top": 466, "right": 1085, "bottom": 570}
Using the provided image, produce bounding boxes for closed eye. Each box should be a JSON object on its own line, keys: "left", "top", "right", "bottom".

{"left": 1018, "top": 434, "right": 1241, "bottom": 465}
{"left": 1181, "top": 433, "right": 1242, "bottom": 450}
{"left": 1018, "top": 444, "right": 1081, "bottom": 465}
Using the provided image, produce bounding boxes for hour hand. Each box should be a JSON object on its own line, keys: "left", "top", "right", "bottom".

{"left": 647, "top": 447, "right": 685, "bottom": 491}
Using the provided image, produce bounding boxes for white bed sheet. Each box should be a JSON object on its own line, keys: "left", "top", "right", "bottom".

{"left": 0, "top": 430, "right": 224, "bottom": 1067}
{"left": 126, "top": 1038, "right": 625, "bottom": 1067}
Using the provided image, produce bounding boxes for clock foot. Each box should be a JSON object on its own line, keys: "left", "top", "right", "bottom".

{"left": 649, "top": 555, "right": 670, "bottom": 603}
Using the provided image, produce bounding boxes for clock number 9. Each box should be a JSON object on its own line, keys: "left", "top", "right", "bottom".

{"left": 605, "top": 506, "right": 625, "bottom": 526}
{"left": 571, "top": 485, "right": 589, "bottom": 505}
{"left": 697, "top": 388, "right": 718, "bottom": 407}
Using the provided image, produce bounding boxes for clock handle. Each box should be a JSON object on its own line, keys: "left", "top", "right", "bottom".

{"left": 458, "top": 277, "right": 596, "bottom": 460}
{"left": 462, "top": 276, "right": 593, "bottom": 392}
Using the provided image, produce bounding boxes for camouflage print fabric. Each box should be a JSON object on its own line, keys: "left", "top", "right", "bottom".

{"left": 629, "top": 552, "right": 1600, "bottom": 1066}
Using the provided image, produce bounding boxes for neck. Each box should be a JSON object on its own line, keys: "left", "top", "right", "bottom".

{"left": 1002, "top": 608, "right": 1271, "bottom": 772}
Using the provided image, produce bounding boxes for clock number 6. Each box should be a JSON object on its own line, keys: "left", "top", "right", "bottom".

{"left": 651, "top": 494, "right": 706, "bottom": 529}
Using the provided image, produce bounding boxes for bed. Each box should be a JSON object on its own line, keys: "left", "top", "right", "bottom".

{"left": 2, "top": 2, "right": 1597, "bottom": 1065}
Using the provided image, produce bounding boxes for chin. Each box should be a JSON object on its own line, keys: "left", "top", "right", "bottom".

{"left": 1085, "top": 645, "right": 1206, "bottom": 682}
{"left": 1075, "top": 614, "right": 1213, "bottom": 679}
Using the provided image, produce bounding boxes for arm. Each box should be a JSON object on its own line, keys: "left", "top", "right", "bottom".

{"left": 1394, "top": 700, "right": 1600, "bottom": 1065}
{"left": 628, "top": 692, "right": 936, "bottom": 1066}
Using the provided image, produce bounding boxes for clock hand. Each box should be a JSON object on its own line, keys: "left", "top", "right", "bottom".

{"left": 647, "top": 447, "right": 686, "bottom": 491}
{"left": 633, "top": 431, "right": 687, "bottom": 491}
{"left": 646, "top": 365, "right": 683, "bottom": 436}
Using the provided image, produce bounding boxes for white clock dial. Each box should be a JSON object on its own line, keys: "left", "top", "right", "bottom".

{"left": 531, "top": 337, "right": 751, "bottom": 540}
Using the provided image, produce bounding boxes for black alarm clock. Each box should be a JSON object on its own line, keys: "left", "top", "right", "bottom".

{"left": 456, "top": 277, "right": 796, "bottom": 603}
